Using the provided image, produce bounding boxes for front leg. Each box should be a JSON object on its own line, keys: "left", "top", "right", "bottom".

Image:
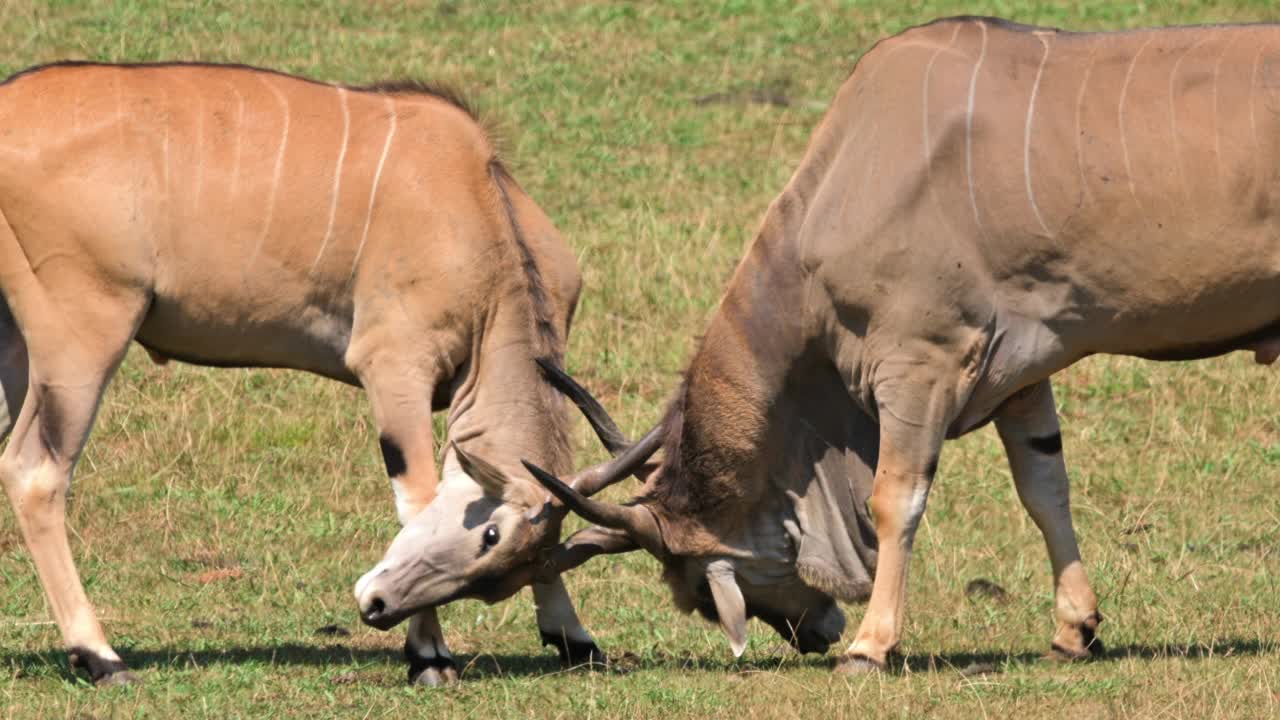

{"left": 836, "top": 359, "right": 960, "bottom": 673}
{"left": 404, "top": 611, "right": 459, "bottom": 686}
{"left": 532, "top": 578, "right": 605, "bottom": 667}
{"left": 837, "top": 425, "right": 941, "bottom": 672}
{"left": 353, "top": 352, "right": 459, "bottom": 686}
{"left": 994, "top": 380, "right": 1102, "bottom": 660}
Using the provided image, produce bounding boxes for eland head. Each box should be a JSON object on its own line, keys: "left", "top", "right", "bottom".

{"left": 354, "top": 359, "right": 659, "bottom": 630}
{"left": 522, "top": 361, "right": 881, "bottom": 658}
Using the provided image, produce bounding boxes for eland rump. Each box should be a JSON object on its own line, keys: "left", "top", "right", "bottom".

{"left": 524, "top": 17, "right": 1280, "bottom": 672}
{"left": 0, "top": 61, "right": 614, "bottom": 686}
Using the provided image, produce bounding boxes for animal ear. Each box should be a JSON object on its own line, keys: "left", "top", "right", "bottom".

{"left": 706, "top": 560, "right": 748, "bottom": 658}
{"left": 452, "top": 443, "right": 509, "bottom": 498}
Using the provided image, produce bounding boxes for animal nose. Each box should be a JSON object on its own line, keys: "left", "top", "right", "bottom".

{"left": 355, "top": 565, "right": 403, "bottom": 631}
{"left": 362, "top": 594, "right": 385, "bottom": 619}
{"left": 358, "top": 591, "right": 398, "bottom": 630}
{"left": 793, "top": 631, "right": 834, "bottom": 655}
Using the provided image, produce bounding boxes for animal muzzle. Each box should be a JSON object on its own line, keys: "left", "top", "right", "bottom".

{"left": 758, "top": 605, "right": 846, "bottom": 655}
{"left": 792, "top": 626, "right": 838, "bottom": 655}
{"left": 354, "top": 563, "right": 416, "bottom": 631}
{"left": 795, "top": 609, "right": 846, "bottom": 654}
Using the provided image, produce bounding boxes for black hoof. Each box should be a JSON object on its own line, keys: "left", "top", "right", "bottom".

{"left": 834, "top": 653, "right": 885, "bottom": 675}
{"left": 405, "top": 641, "right": 460, "bottom": 687}
{"left": 69, "top": 647, "right": 137, "bottom": 687}
{"left": 95, "top": 670, "right": 140, "bottom": 687}
{"left": 410, "top": 662, "right": 459, "bottom": 687}
{"left": 541, "top": 631, "right": 606, "bottom": 668}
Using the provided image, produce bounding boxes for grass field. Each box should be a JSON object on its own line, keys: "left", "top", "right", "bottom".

{"left": 1, "top": 1, "right": 1279, "bottom": 717}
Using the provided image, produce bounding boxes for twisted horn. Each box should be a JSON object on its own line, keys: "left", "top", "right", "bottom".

{"left": 522, "top": 459, "right": 665, "bottom": 553}
{"left": 523, "top": 421, "right": 661, "bottom": 528}
{"left": 522, "top": 460, "right": 640, "bottom": 529}
{"left": 537, "top": 357, "right": 629, "bottom": 454}
{"left": 574, "top": 424, "right": 663, "bottom": 497}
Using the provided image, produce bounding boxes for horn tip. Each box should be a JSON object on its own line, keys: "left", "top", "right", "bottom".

{"left": 521, "top": 459, "right": 562, "bottom": 487}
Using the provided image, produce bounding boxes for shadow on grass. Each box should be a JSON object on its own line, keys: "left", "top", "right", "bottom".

{"left": 3, "top": 637, "right": 1275, "bottom": 684}
{"left": 1, "top": 643, "right": 397, "bottom": 683}
{"left": 898, "top": 638, "right": 1280, "bottom": 674}
{"left": 0, "top": 643, "right": 824, "bottom": 682}
{"left": 453, "top": 639, "right": 1280, "bottom": 680}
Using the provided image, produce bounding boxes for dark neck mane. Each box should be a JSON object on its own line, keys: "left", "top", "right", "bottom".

{"left": 449, "top": 162, "right": 573, "bottom": 476}
{"left": 497, "top": 167, "right": 572, "bottom": 476}
{"left": 644, "top": 210, "right": 815, "bottom": 516}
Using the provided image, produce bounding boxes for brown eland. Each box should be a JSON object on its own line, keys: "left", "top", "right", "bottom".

{"left": 523, "top": 16, "right": 1280, "bottom": 673}
{"left": 0, "top": 61, "right": 620, "bottom": 686}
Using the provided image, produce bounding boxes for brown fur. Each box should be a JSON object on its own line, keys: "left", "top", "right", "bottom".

{"left": 0, "top": 61, "right": 585, "bottom": 683}
{"left": 553, "top": 17, "right": 1280, "bottom": 670}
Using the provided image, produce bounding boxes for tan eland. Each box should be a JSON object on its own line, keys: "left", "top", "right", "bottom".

{"left": 524, "top": 16, "right": 1280, "bottom": 673}
{"left": 0, "top": 61, "right": 618, "bottom": 686}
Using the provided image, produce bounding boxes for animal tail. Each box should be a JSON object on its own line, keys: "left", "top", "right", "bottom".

{"left": 0, "top": 207, "right": 36, "bottom": 444}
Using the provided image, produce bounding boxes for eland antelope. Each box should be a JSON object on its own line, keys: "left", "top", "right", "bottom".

{"left": 0, "top": 61, "right": 611, "bottom": 686}
{"left": 523, "top": 17, "right": 1280, "bottom": 673}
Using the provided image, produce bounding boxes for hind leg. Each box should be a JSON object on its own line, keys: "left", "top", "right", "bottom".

{"left": 995, "top": 380, "right": 1101, "bottom": 659}
{"left": 0, "top": 287, "right": 145, "bottom": 685}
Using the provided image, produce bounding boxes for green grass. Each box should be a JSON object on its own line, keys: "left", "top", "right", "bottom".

{"left": 2, "top": 1, "right": 1279, "bottom": 717}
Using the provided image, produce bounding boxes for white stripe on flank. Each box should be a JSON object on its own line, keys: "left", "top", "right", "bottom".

{"left": 1073, "top": 46, "right": 1098, "bottom": 205}
{"left": 858, "top": 40, "right": 919, "bottom": 93}
{"left": 1167, "top": 35, "right": 1211, "bottom": 201}
{"left": 1211, "top": 36, "right": 1233, "bottom": 190}
{"left": 1119, "top": 36, "right": 1155, "bottom": 209}
{"left": 349, "top": 95, "right": 398, "bottom": 283}
{"left": 965, "top": 20, "right": 989, "bottom": 237}
{"left": 1024, "top": 32, "right": 1053, "bottom": 238}
{"left": 920, "top": 24, "right": 962, "bottom": 229}
{"left": 922, "top": 25, "right": 963, "bottom": 173}
{"left": 160, "top": 85, "right": 171, "bottom": 227}
{"left": 312, "top": 87, "right": 351, "bottom": 274}
{"left": 1249, "top": 43, "right": 1265, "bottom": 186}
{"left": 190, "top": 75, "right": 206, "bottom": 213}
{"left": 254, "top": 76, "right": 291, "bottom": 260}
{"left": 228, "top": 80, "right": 245, "bottom": 199}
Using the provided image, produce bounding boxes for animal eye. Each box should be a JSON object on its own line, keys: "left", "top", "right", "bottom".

{"left": 481, "top": 525, "right": 500, "bottom": 552}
